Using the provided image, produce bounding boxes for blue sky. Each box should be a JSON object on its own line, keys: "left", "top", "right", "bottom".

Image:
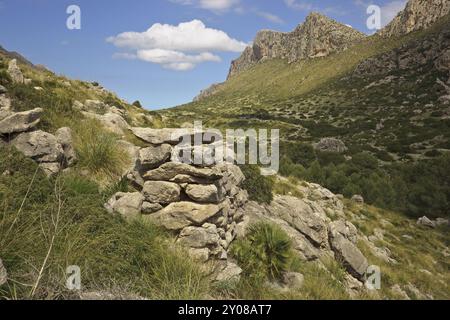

{"left": 0, "top": 0, "right": 407, "bottom": 109}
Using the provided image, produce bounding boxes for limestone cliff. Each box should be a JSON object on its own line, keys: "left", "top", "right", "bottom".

{"left": 379, "top": 0, "right": 450, "bottom": 38}
{"left": 228, "top": 12, "right": 365, "bottom": 78}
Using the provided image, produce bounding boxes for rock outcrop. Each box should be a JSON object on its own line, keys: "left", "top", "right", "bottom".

{"left": 228, "top": 12, "right": 365, "bottom": 78}
{"left": 237, "top": 180, "right": 370, "bottom": 285}
{"left": 0, "top": 60, "right": 76, "bottom": 175}
{"left": 355, "top": 22, "right": 450, "bottom": 77}
{"left": 314, "top": 138, "right": 348, "bottom": 153}
{"left": 379, "top": 0, "right": 450, "bottom": 38}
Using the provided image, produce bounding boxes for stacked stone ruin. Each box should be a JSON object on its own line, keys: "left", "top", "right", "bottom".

{"left": 105, "top": 127, "right": 250, "bottom": 280}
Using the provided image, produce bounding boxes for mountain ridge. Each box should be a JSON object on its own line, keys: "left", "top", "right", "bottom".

{"left": 227, "top": 12, "right": 365, "bottom": 79}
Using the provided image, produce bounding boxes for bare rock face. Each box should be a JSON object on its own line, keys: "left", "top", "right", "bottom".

{"left": 0, "top": 108, "right": 43, "bottom": 135}
{"left": 228, "top": 12, "right": 365, "bottom": 78}
{"left": 379, "top": 0, "right": 450, "bottom": 38}
{"left": 356, "top": 25, "right": 450, "bottom": 77}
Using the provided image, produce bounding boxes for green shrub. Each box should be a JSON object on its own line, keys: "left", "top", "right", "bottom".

{"left": 231, "top": 222, "right": 292, "bottom": 281}
{"left": 240, "top": 165, "right": 274, "bottom": 204}
{"left": 74, "top": 119, "right": 129, "bottom": 178}
{"left": 132, "top": 100, "right": 143, "bottom": 109}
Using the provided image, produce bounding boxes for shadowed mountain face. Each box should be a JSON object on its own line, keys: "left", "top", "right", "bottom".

{"left": 228, "top": 12, "right": 366, "bottom": 79}
{"left": 379, "top": 0, "right": 450, "bottom": 38}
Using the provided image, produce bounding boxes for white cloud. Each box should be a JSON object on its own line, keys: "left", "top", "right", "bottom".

{"left": 170, "top": 0, "right": 240, "bottom": 13}
{"left": 108, "top": 20, "right": 246, "bottom": 71}
{"left": 380, "top": 0, "right": 407, "bottom": 27}
{"left": 256, "top": 11, "right": 285, "bottom": 24}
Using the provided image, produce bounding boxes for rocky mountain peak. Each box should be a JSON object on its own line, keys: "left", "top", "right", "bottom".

{"left": 379, "top": 0, "right": 450, "bottom": 38}
{"left": 227, "top": 13, "right": 365, "bottom": 79}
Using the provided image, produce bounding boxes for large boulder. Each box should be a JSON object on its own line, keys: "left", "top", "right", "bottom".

{"left": 10, "top": 130, "right": 63, "bottom": 163}
{"left": 138, "top": 144, "right": 172, "bottom": 171}
{"left": 82, "top": 111, "right": 129, "bottom": 135}
{"left": 144, "top": 202, "right": 221, "bottom": 231}
{"left": 185, "top": 184, "right": 221, "bottom": 203}
{"left": 417, "top": 216, "right": 436, "bottom": 228}
{"left": 329, "top": 226, "right": 368, "bottom": 280}
{"left": 55, "top": 127, "right": 77, "bottom": 166}
{"left": 314, "top": 138, "right": 348, "bottom": 153}
{"left": 7, "top": 59, "right": 24, "bottom": 84}
{"left": 265, "top": 195, "right": 329, "bottom": 248}
{"left": 143, "top": 162, "right": 222, "bottom": 181}
{"left": 0, "top": 108, "right": 43, "bottom": 135}
{"left": 131, "top": 127, "right": 194, "bottom": 145}
{"left": 0, "top": 258, "right": 7, "bottom": 286}
{"left": 142, "top": 181, "right": 181, "bottom": 204}
{"left": 105, "top": 192, "right": 144, "bottom": 218}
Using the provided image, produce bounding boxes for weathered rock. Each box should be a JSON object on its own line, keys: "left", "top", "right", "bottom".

{"left": 185, "top": 184, "right": 221, "bottom": 203}
{"left": 329, "top": 228, "right": 368, "bottom": 280}
{"left": 417, "top": 216, "right": 436, "bottom": 228}
{"left": 265, "top": 195, "right": 329, "bottom": 248}
{"left": 0, "top": 258, "right": 7, "bottom": 286}
{"left": 141, "top": 201, "right": 163, "bottom": 214}
{"left": 282, "top": 272, "right": 304, "bottom": 290}
{"left": 11, "top": 130, "right": 64, "bottom": 165}
{"left": 7, "top": 59, "right": 24, "bottom": 83}
{"left": 351, "top": 194, "right": 364, "bottom": 204}
{"left": 435, "top": 218, "right": 449, "bottom": 226}
{"left": 139, "top": 144, "right": 172, "bottom": 171}
{"left": 105, "top": 192, "right": 144, "bottom": 218}
{"left": 39, "top": 162, "right": 61, "bottom": 176}
{"left": 0, "top": 95, "right": 11, "bottom": 114}
{"left": 314, "top": 138, "right": 347, "bottom": 153}
{"left": 379, "top": 0, "right": 450, "bottom": 38}
{"left": 142, "top": 181, "right": 181, "bottom": 204}
{"left": 143, "top": 162, "right": 222, "bottom": 181}
{"left": 82, "top": 111, "right": 129, "bottom": 135}
{"left": 144, "top": 202, "right": 221, "bottom": 231}
{"left": 188, "top": 248, "right": 210, "bottom": 262}
{"left": 215, "top": 262, "right": 242, "bottom": 282}
{"left": 0, "top": 108, "right": 43, "bottom": 135}
{"left": 228, "top": 12, "right": 365, "bottom": 78}
{"left": 55, "top": 127, "right": 77, "bottom": 166}
{"left": 131, "top": 127, "right": 194, "bottom": 145}
{"left": 84, "top": 100, "right": 106, "bottom": 112}
{"left": 177, "top": 223, "right": 221, "bottom": 249}
{"left": 329, "top": 220, "right": 358, "bottom": 244}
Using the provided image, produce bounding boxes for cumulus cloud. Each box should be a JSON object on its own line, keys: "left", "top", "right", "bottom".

{"left": 108, "top": 20, "right": 247, "bottom": 71}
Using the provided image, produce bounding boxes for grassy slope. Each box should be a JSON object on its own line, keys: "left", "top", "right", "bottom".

{"left": 161, "top": 15, "right": 450, "bottom": 159}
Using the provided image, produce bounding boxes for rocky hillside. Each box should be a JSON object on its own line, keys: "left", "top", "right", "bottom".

{"left": 379, "top": 0, "right": 450, "bottom": 38}
{"left": 0, "top": 0, "right": 449, "bottom": 300}
{"left": 227, "top": 12, "right": 365, "bottom": 79}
